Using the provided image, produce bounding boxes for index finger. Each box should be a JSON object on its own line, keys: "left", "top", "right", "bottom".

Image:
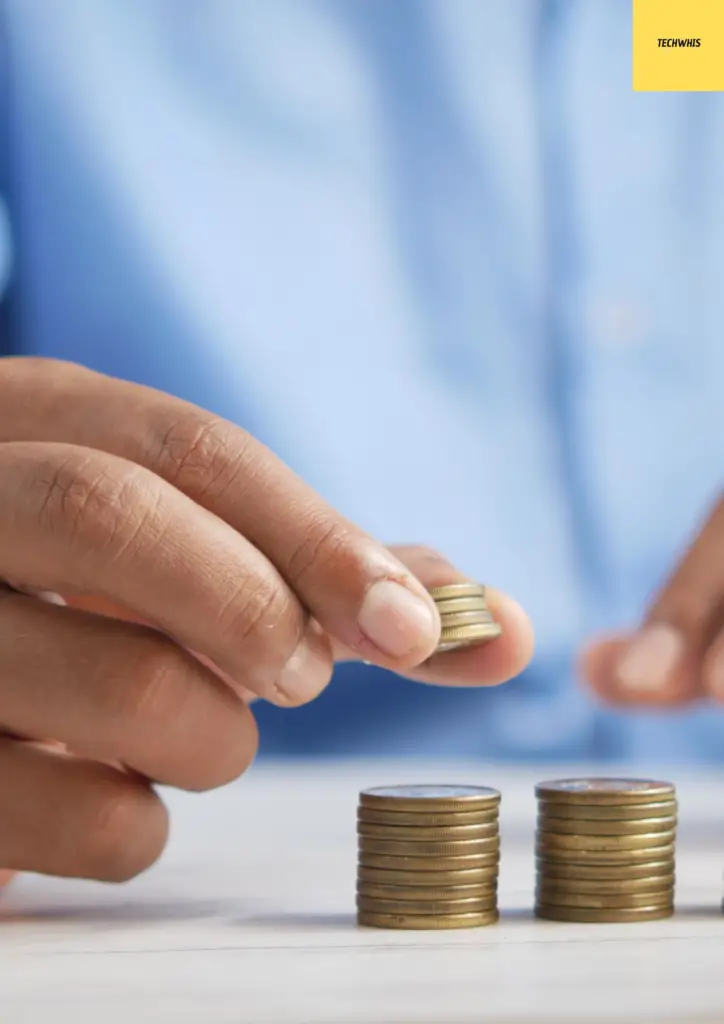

{"left": 2, "top": 359, "right": 440, "bottom": 670}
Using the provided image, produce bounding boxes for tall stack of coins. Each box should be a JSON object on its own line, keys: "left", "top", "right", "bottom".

{"left": 428, "top": 583, "right": 501, "bottom": 652}
{"left": 535, "top": 779, "right": 677, "bottom": 923}
{"left": 356, "top": 785, "right": 501, "bottom": 929}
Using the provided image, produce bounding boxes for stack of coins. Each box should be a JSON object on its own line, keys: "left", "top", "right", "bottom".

{"left": 535, "top": 779, "right": 677, "bottom": 923}
{"left": 356, "top": 785, "right": 501, "bottom": 929}
{"left": 428, "top": 583, "right": 501, "bottom": 652}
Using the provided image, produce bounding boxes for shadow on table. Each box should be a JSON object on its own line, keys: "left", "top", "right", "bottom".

{"left": 232, "top": 909, "right": 539, "bottom": 931}
{"left": 674, "top": 903, "right": 723, "bottom": 920}
{"left": 229, "top": 911, "right": 356, "bottom": 931}
{"left": 0, "top": 897, "right": 260, "bottom": 926}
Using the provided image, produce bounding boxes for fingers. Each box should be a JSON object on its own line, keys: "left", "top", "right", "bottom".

{"left": 0, "top": 589, "right": 258, "bottom": 790}
{"left": 54, "top": 595, "right": 261, "bottom": 702}
{"left": 581, "top": 494, "right": 724, "bottom": 706}
{"left": 0, "top": 740, "right": 168, "bottom": 881}
{"left": 1, "top": 359, "right": 441, "bottom": 672}
{"left": 330, "top": 545, "right": 534, "bottom": 686}
{"left": 67, "top": 548, "right": 533, "bottom": 690}
{"left": 581, "top": 634, "right": 700, "bottom": 708}
{"left": 0, "top": 441, "right": 333, "bottom": 706}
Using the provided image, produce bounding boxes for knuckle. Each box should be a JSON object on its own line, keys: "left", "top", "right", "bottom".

{"left": 221, "top": 578, "right": 297, "bottom": 648}
{"left": 34, "top": 454, "right": 114, "bottom": 535}
{"left": 286, "top": 515, "right": 352, "bottom": 587}
{"left": 151, "top": 415, "right": 251, "bottom": 502}
{"left": 84, "top": 782, "right": 168, "bottom": 883}
{"left": 32, "top": 454, "right": 161, "bottom": 559}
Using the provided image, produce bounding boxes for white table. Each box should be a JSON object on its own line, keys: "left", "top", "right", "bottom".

{"left": 2, "top": 762, "right": 724, "bottom": 1023}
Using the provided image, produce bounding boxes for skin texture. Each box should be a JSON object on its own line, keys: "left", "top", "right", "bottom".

{"left": 0, "top": 358, "right": 534, "bottom": 887}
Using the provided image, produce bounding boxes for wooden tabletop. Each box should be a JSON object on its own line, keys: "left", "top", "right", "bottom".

{"left": 2, "top": 761, "right": 724, "bottom": 1023}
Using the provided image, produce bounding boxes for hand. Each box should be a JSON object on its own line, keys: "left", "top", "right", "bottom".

{"left": 582, "top": 494, "right": 723, "bottom": 706}
{"left": 0, "top": 358, "right": 533, "bottom": 884}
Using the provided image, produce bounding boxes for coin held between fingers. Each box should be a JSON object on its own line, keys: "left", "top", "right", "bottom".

{"left": 427, "top": 582, "right": 502, "bottom": 655}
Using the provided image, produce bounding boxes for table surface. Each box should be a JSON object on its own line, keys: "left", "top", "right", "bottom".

{"left": 2, "top": 761, "right": 724, "bottom": 1023}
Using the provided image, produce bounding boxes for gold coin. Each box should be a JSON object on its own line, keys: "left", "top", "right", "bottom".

{"left": 436, "top": 629, "right": 502, "bottom": 652}
{"left": 357, "top": 882, "right": 497, "bottom": 901}
{"left": 533, "top": 874, "right": 674, "bottom": 895}
{"left": 438, "top": 610, "right": 496, "bottom": 629}
{"left": 359, "top": 785, "right": 500, "bottom": 813}
{"left": 535, "top": 904, "right": 674, "bottom": 923}
{"left": 359, "top": 852, "right": 499, "bottom": 872}
{"left": 357, "top": 865, "right": 499, "bottom": 887}
{"left": 536, "top": 857, "right": 674, "bottom": 880}
{"left": 534, "top": 888, "right": 673, "bottom": 910}
{"left": 535, "top": 778, "right": 675, "bottom": 805}
{"left": 537, "top": 815, "right": 677, "bottom": 836}
{"left": 359, "top": 837, "right": 500, "bottom": 858}
{"left": 536, "top": 830, "right": 676, "bottom": 852}
{"left": 357, "top": 807, "right": 499, "bottom": 827}
{"left": 535, "top": 844, "right": 676, "bottom": 864}
{"left": 535, "top": 800, "right": 677, "bottom": 821}
{"left": 436, "top": 637, "right": 501, "bottom": 653}
{"left": 358, "top": 910, "right": 498, "bottom": 930}
{"left": 427, "top": 583, "right": 487, "bottom": 601}
{"left": 438, "top": 622, "right": 502, "bottom": 643}
{"left": 433, "top": 596, "right": 491, "bottom": 614}
{"left": 358, "top": 821, "right": 498, "bottom": 841}
{"left": 357, "top": 895, "right": 497, "bottom": 916}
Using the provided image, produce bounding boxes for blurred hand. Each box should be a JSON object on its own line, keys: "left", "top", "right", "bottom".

{"left": 0, "top": 358, "right": 533, "bottom": 886}
{"left": 583, "top": 495, "right": 724, "bottom": 707}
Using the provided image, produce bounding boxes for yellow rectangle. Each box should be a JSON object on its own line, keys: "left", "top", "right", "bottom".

{"left": 633, "top": 0, "right": 724, "bottom": 91}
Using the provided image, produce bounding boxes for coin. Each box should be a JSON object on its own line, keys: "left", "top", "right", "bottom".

{"left": 360, "top": 835, "right": 501, "bottom": 860}
{"left": 359, "top": 837, "right": 500, "bottom": 858}
{"left": 357, "top": 821, "right": 499, "bottom": 840}
{"left": 536, "top": 831, "right": 675, "bottom": 852}
{"left": 358, "top": 910, "right": 498, "bottom": 930}
{"left": 438, "top": 622, "right": 502, "bottom": 644}
{"left": 534, "top": 800, "right": 677, "bottom": 821}
{"left": 535, "top": 779, "right": 675, "bottom": 805}
{"left": 437, "top": 609, "right": 496, "bottom": 629}
{"left": 537, "top": 815, "right": 677, "bottom": 835}
{"left": 535, "top": 904, "right": 674, "bottom": 923}
{"left": 535, "top": 857, "right": 675, "bottom": 880}
{"left": 427, "top": 583, "right": 488, "bottom": 601}
{"left": 533, "top": 874, "right": 674, "bottom": 895}
{"left": 357, "top": 807, "right": 500, "bottom": 827}
{"left": 357, "top": 865, "right": 499, "bottom": 887}
{"left": 433, "top": 596, "right": 491, "bottom": 614}
{"left": 536, "top": 843, "right": 675, "bottom": 864}
{"left": 357, "top": 895, "right": 497, "bottom": 915}
{"left": 357, "top": 882, "right": 497, "bottom": 901}
{"left": 359, "top": 785, "right": 500, "bottom": 813}
{"left": 534, "top": 888, "right": 673, "bottom": 910}
{"left": 359, "top": 852, "right": 499, "bottom": 872}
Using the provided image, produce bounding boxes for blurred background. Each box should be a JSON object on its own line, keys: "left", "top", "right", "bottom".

{"left": 1, "top": 0, "right": 723, "bottom": 762}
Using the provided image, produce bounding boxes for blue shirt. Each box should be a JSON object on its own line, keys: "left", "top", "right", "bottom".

{"left": 1, "top": 0, "right": 723, "bottom": 760}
